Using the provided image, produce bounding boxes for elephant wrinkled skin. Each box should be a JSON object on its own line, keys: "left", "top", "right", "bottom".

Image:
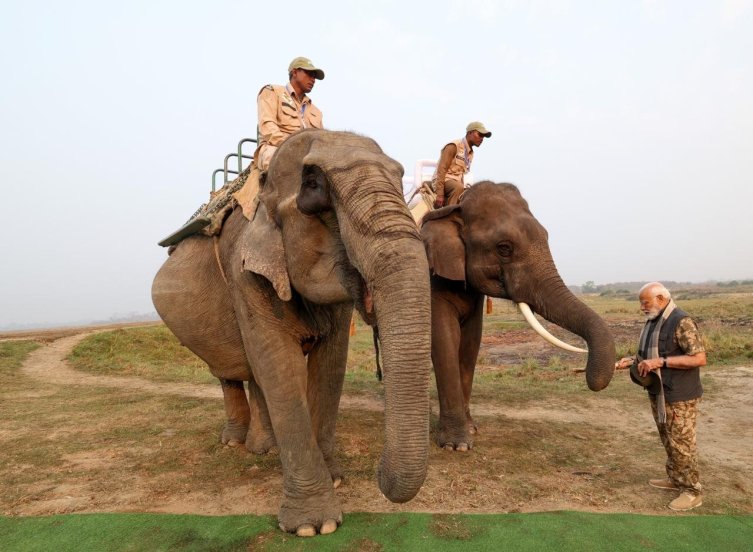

{"left": 152, "top": 130, "right": 432, "bottom": 536}
{"left": 421, "top": 182, "right": 615, "bottom": 451}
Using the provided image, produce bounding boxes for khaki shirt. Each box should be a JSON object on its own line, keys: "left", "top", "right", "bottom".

{"left": 431, "top": 138, "right": 473, "bottom": 199}
{"left": 257, "top": 84, "right": 323, "bottom": 170}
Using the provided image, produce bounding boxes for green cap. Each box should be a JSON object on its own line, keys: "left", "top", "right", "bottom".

{"left": 288, "top": 57, "right": 325, "bottom": 80}
{"left": 629, "top": 362, "right": 662, "bottom": 395}
{"left": 466, "top": 121, "right": 492, "bottom": 137}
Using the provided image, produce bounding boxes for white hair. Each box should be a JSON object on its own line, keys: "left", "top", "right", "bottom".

{"left": 639, "top": 282, "right": 671, "bottom": 300}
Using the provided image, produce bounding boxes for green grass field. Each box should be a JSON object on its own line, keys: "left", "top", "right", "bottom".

{"left": 2, "top": 511, "right": 753, "bottom": 551}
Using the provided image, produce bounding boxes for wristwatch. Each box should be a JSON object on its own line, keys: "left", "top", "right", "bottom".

{"left": 662, "top": 357, "right": 668, "bottom": 369}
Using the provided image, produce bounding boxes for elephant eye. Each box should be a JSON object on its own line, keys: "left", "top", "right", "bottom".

{"left": 497, "top": 242, "right": 513, "bottom": 258}
{"left": 303, "top": 175, "right": 319, "bottom": 189}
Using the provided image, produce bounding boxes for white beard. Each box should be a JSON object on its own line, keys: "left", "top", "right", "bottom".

{"left": 643, "top": 308, "right": 661, "bottom": 320}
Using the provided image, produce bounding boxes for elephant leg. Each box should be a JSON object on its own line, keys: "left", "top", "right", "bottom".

{"left": 250, "top": 339, "right": 341, "bottom": 534}
{"left": 232, "top": 294, "right": 341, "bottom": 535}
{"left": 219, "top": 378, "right": 250, "bottom": 446}
{"left": 431, "top": 296, "right": 471, "bottom": 451}
{"left": 306, "top": 304, "right": 351, "bottom": 487}
{"left": 246, "top": 378, "right": 277, "bottom": 454}
{"left": 459, "top": 296, "right": 485, "bottom": 436}
{"left": 263, "top": 349, "right": 341, "bottom": 534}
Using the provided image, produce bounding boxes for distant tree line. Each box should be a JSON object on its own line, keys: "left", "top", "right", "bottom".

{"left": 716, "top": 280, "right": 753, "bottom": 287}
{"left": 569, "top": 280, "right": 753, "bottom": 296}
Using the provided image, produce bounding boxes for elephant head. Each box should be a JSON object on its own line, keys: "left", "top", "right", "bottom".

{"left": 244, "top": 129, "right": 431, "bottom": 502}
{"left": 421, "top": 181, "right": 614, "bottom": 391}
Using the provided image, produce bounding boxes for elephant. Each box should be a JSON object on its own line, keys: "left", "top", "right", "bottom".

{"left": 151, "top": 129, "right": 432, "bottom": 536}
{"left": 420, "top": 182, "right": 615, "bottom": 451}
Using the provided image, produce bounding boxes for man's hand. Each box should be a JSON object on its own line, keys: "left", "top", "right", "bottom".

{"left": 434, "top": 197, "right": 445, "bottom": 209}
{"left": 614, "top": 357, "right": 634, "bottom": 370}
{"left": 637, "top": 357, "right": 663, "bottom": 377}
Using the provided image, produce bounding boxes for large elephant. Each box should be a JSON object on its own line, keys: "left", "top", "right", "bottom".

{"left": 152, "top": 129, "right": 431, "bottom": 536}
{"left": 421, "top": 182, "right": 615, "bottom": 450}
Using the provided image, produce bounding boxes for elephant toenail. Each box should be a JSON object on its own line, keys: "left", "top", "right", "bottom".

{"left": 320, "top": 519, "right": 338, "bottom": 534}
{"left": 296, "top": 524, "right": 317, "bottom": 537}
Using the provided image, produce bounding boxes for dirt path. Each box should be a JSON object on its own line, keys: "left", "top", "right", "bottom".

{"left": 19, "top": 333, "right": 394, "bottom": 410}
{"left": 21, "top": 332, "right": 222, "bottom": 400}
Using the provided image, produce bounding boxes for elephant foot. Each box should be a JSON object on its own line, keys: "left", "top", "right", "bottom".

{"left": 280, "top": 519, "right": 339, "bottom": 537}
{"left": 442, "top": 442, "right": 471, "bottom": 452}
{"left": 245, "top": 429, "right": 277, "bottom": 455}
{"left": 323, "top": 457, "right": 343, "bottom": 489}
{"left": 436, "top": 425, "right": 473, "bottom": 452}
{"left": 464, "top": 409, "right": 478, "bottom": 435}
{"left": 278, "top": 492, "right": 343, "bottom": 536}
{"left": 221, "top": 421, "right": 249, "bottom": 446}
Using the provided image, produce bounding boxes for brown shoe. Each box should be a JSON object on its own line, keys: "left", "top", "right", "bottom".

{"left": 669, "top": 492, "right": 703, "bottom": 511}
{"left": 649, "top": 478, "right": 678, "bottom": 490}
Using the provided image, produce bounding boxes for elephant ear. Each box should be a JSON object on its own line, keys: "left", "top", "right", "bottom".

{"left": 241, "top": 201, "right": 292, "bottom": 301}
{"left": 421, "top": 205, "right": 466, "bottom": 282}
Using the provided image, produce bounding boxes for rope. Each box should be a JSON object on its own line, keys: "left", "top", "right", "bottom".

{"left": 213, "top": 235, "right": 229, "bottom": 286}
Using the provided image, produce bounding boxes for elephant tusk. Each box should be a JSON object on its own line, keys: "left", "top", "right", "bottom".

{"left": 517, "top": 303, "right": 588, "bottom": 353}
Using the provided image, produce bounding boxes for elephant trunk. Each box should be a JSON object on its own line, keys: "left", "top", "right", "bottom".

{"left": 525, "top": 266, "right": 615, "bottom": 391}
{"left": 367, "top": 239, "right": 431, "bottom": 502}
{"left": 324, "top": 157, "right": 431, "bottom": 502}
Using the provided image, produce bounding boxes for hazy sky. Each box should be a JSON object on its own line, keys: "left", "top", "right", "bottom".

{"left": 2, "top": 0, "right": 752, "bottom": 327}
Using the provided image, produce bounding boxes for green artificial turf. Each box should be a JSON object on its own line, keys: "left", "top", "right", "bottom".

{"left": 2, "top": 512, "right": 752, "bottom": 552}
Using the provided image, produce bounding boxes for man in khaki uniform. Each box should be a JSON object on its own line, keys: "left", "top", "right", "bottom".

{"left": 432, "top": 122, "right": 491, "bottom": 208}
{"left": 615, "top": 282, "right": 706, "bottom": 512}
{"left": 256, "top": 56, "right": 325, "bottom": 171}
{"left": 233, "top": 57, "right": 325, "bottom": 219}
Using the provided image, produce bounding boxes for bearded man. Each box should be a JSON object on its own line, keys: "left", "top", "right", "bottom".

{"left": 615, "top": 282, "right": 707, "bottom": 511}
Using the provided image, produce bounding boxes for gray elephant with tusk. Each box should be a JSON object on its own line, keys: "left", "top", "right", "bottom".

{"left": 421, "top": 182, "right": 615, "bottom": 451}
{"left": 152, "top": 129, "right": 432, "bottom": 536}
